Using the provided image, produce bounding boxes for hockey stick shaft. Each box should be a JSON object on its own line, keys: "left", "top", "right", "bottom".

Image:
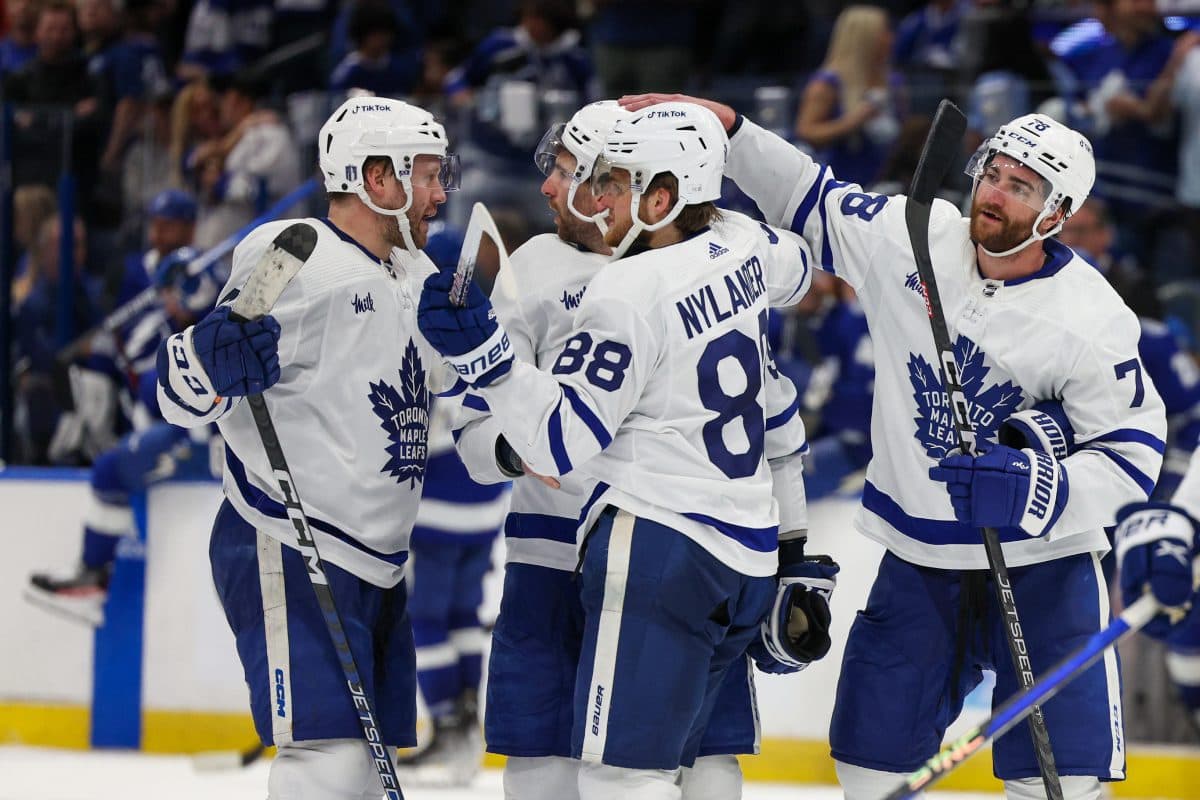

{"left": 228, "top": 224, "right": 405, "bottom": 799}
{"left": 904, "top": 99, "right": 1063, "bottom": 799}
{"left": 58, "top": 177, "right": 320, "bottom": 361}
{"left": 881, "top": 594, "right": 1159, "bottom": 800}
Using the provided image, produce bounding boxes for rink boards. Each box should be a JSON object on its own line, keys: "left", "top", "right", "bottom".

{"left": 0, "top": 469, "right": 1196, "bottom": 796}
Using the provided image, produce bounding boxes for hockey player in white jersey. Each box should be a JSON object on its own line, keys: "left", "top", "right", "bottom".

{"left": 453, "top": 101, "right": 819, "bottom": 800}
{"left": 155, "top": 96, "right": 461, "bottom": 799}
{"left": 419, "top": 102, "right": 827, "bottom": 800}
{"left": 619, "top": 94, "right": 1167, "bottom": 799}
{"left": 1114, "top": 448, "right": 1200, "bottom": 734}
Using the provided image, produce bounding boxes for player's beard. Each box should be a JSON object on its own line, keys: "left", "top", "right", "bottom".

{"left": 378, "top": 205, "right": 425, "bottom": 251}
{"left": 556, "top": 197, "right": 606, "bottom": 252}
{"left": 603, "top": 210, "right": 637, "bottom": 250}
{"left": 969, "top": 200, "right": 1033, "bottom": 254}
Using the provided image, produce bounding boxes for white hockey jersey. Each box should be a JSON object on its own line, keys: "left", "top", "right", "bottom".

{"left": 158, "top": 217, "right": 455, "bottom": 587}
{"left": 456, "top": 231, "right": 812, "bottom": 573}
{"left": 725, "top": 116, "right": 1167, "bottom": 570}
{"left": 466, "top": 213, "right": 813, "bottom": 577}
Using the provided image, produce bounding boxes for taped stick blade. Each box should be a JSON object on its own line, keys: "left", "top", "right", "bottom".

{"left": 230, "top": 222, "right": 319, "bottom": 321}
{"left": 909, "top": 100, "right": 967, "bottom": 205}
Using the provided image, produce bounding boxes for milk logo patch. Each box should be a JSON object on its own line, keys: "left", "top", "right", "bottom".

{"left": 908, "top": 335, "right": 1023, "bottom": 458}
{"left": 368, "top": 338, "right": 431, "bottom": 487}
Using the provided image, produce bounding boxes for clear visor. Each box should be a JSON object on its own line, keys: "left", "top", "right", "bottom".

{"left": 404, "top": 153, "right": 462, "bottom": 192}
{"left": 534, "top": 122, "right": 566, "bottom": 177}
{"left": 964, "top": 145, "right": 1053, "bottom": 214}
{"left": 590, "top": 155, "right": 632, "bottom": 200}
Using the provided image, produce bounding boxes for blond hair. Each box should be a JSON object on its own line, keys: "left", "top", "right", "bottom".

{"left": 168, "top": 80, "right": 213, "bottom": 188}
{"left": 822, "top": 5, "right": 890, "bottom": 110}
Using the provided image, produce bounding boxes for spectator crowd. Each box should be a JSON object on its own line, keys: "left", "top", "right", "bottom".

{"left": 3, "top": 0, "right": 1200, "bottom": 518}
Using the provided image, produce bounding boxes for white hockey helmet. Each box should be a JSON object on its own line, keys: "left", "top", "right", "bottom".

{"left": 965, "top": 112, "right": 1095, "bottom": 257}
{"left": 591, "top": 101, "right": 728, "bottom": 257}
{"left": 318, "top": 96, "right": 460, "bottom": 255}
{"left": 534, "top": 100, "right": 633, "bottom": 231}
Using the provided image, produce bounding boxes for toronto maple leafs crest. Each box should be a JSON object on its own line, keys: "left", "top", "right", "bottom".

{"left": 368, "top": 339, "right": 431, "bottom": 487}
{"left": 908, "top": 335, "right": 1024, "bottom": 459}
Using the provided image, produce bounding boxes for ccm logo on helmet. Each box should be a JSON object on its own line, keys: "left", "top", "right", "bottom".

{"left": 1006, "top": 132, "right": 1038, "bottom": 148}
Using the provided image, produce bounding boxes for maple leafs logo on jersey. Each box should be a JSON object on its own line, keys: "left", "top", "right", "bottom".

{"left": 368, "top": 338, "right": 431, "bottom": 488}
{"left": 908, "top": 335, "right": 1023, "bottom": 459}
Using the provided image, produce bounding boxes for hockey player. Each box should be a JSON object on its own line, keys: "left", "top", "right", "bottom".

{"left": 155, "top": 96, "right": 461, "bottom": 799}
{"left": 396, "top": 225, "right": 509, "bottom": 788}
{"left": 1114, "top": 449, "right": 1200, "bottom": 735}
{"left": 26, "top": 246, "right": 220, "bottom": 625}
{"left": 451, "top": 101, "right": 816, "bottom": 800}
{"left": 419, "top": 102, "right": 827, "bottom": 800}
{"left": 619, "top": 93, "right": 1167, "bottom": 799}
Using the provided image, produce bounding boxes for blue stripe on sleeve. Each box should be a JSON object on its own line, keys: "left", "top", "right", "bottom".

{"left": 1080, "top": 428, "right": 1166, "bottom": 454}
{"left": 766, "top": 393, "right": 802, "bottom": 431}
{"left": 1080, "top": 445, "right": 1157, "bottom": 497}
{"left": 463, "top": 393, "right": 490, "bottom": 412}
{"left": 548, "top": 396, "right": 573, "bottom": 474}
{"left": 817, "top": 177, "right": 846, "bottom": 273}
{"left": 779, "top": 246, "right": 810, "bottom": 305}
{"left": 790, "top": 164, "right": 826, "bottom": 238}
{"left": 561, "top": 383, "right": 612, "bottom": 449}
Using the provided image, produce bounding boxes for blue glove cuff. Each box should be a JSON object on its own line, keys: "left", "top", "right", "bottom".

{"left": 1000, "top": 400, "right": 1075, "bottom": 459}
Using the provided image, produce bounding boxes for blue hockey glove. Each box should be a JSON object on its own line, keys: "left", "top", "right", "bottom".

{"left": 1115, "top": 502, "right": 1200, "bottom": 639}
{"left": 418, "top": 268, "right": 513, "bottom": 387}
{"left": 749, "top": 538, "right": 839, "bottom": 675}
{"left": 929, "top": 442, "right": 1068, "bottom": 537}
{"left": 999, "top": 400, "right": 1075, "bottom": 460}
{"left": 190, "top": 305, "right": 281, "bottom": 397}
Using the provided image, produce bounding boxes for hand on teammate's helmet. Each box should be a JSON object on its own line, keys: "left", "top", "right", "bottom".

{"left": 190, "top": 305, "right": 281, "bottom": 397}
{"left": 929, "top": 442, "right": 1067, "bottom": 537}
{"left": 749, "top": 538, "right": 839, "bottom": 675}
{"left": 1114, "top": 501, "right": 1200, "bottom": 639}
{"left": 418, "top": 267, "right": 513, "bottom": 387}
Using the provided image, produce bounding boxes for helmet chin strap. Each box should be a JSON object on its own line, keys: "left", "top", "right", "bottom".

{"left": 974, "top": 184, "right": 1066, "bottom": 259}
{"left": 567, "top": 182, "right": 609, "bottom": 234}
{"left": 607, "top": 191, "right": 688, "bottom": 260}
{"left": 357, "top": 179, "right": 421, "bottom": 257}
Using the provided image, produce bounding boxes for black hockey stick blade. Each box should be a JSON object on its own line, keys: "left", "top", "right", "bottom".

{"left": 909, "top": 100, "right": 967, "bottom": 205}
{"left": 230, "top": 222, "right": 319, "bottom": 322}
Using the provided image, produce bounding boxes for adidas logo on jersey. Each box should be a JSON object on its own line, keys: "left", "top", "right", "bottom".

{"left": 708, "top": 242, "right": 729, "bottom": 259}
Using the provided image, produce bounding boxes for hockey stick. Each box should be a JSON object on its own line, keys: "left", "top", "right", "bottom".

{"left": 904, "top": 99, "right": 1063, "bottom": 800}
{"left": 880, "top": 593, "right": 1160, "bottom": 800}
{"left": 57, "top": 177, "right": 320, "bottom": 363}
{"left": 449, "top": 201, "right": 511, "bottom": 307}
{"left": 227, "top": 221, "right": 406, "bottom": 800}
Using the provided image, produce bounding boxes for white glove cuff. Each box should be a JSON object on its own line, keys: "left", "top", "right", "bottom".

{"left": 1019, "top": 448, "right": 1062, "bottom": 538}
{"left": 445, "top": 326, "right": 513, "bottom": 384}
